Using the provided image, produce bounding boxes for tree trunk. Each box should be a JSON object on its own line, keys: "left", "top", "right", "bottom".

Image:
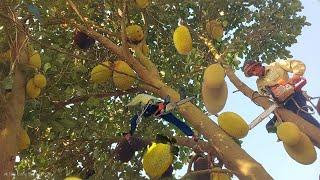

{"left": 225, "top": 68, "right": 320, "bottom": 149}
{"left": 0, "top": 29, "right": 28, "bottom": 179}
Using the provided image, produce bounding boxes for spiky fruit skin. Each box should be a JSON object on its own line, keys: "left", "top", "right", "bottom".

{"left": 113, "top": 60, "right": 136, "bottom": 90}
{"left": 283, "top": 132, "right": 317, "bottom": 165}
{"left": 90, "top": 61, "right": 112, "bottom": 84}
{"left": 210, "top": 167, "right": 231, "bottom": 180}
{"left": 115, "top": 139, "right": 135, "bottom": 163}
{"left": 202, "top": 81, "right": 228, "bottom": 114}
{"left": 194, "top": 156, "right": 210, "bottom": 171}
{"left": 206, "top": 20, "right": 224, "bottom": 40}
{"left": 173, "top": 25, "right": 193, "bottom": 55}
{"left": 29, "top": 52, "right": 41, "bottom": 69}
{"left": 33, "top": 74, "right": 47, "bottom": 89}
{"left": 126, "top": 25, "right": 144, "bottom": 44}
{"left": 218, "top": 112, "right": 249, "bottom": 139}
{"left": 17, "top": 129, "right": 30, "bottom": 151}
{"left": 129, "top": 136, "right": 146, "bottom": 151}
{"left": 26, "top": 78, "right": 41, "bottom": 98}
{"left": 74, "top": 31, "right": 95, "bottom": 50}
{"left": 277, "top": 122, "right": 301, "bottom": 146}
{"left": 64, "top": 177, "right": 82, "bottom": 180}
{"left": 136, "top": 0, "right": 149, "bottom": 8}
{"left": 203, "top": 64, "right": 225, "bottom": 88}
{"left": 143, "top": 143, "right": 173, "bottom": 179}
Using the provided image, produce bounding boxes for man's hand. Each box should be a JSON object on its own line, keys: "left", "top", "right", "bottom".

{"left": 288, "top": 74, "right": 301, "bottom": 85}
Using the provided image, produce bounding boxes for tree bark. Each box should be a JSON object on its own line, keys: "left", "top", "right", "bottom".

{"left": 225, "top": 68, "right": 320, "bottom": 149}
{"left": 0, "top": 20, "right": 28, "bottom": 179}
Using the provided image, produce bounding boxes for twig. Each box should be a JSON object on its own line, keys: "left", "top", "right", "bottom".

{"left": 52, "top": 88, "right": 141, "bottom": 110}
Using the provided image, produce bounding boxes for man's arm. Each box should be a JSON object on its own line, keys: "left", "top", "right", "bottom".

{"left": 277, "top": 59, "right": 306, "bottom": 76}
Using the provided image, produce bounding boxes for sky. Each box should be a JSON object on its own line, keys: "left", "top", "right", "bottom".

{"left": 176, "top": 0, "right": 320, "bottom": 179}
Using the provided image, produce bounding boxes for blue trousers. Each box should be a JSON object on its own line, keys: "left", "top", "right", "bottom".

{"left": 266, "top": 91, "right": 320, "bottom": 130}
{"left": 129, "top": 104, "right": 194, "bottom": 136}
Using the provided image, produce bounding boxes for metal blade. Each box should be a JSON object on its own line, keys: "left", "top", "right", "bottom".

{"left": 249, "top": 103, "right": 279, "bottom": 130}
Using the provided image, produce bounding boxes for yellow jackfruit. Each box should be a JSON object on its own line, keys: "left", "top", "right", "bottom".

{"left": 206, "top": 20, "right": 224, "bottom": 40}
{"left": 26, "top": 78, "right": 41, "bottom": 98}
{"left": 136, "top": 0, "right": 149, "bottom": 8}
{"left": 29, "top": 51, "right": 41, "bottom": 69}
{"left": 218, "top": 112, "right": 249, "bottom": 139}
{"left": 203, "top": 64, "right": 225, "bottom": 88}
{"left": 173, "top": 25, "right": 193, "bottom": 55}
{"left": 126, "top": 25, "right": 144, "bottom": 44}
{"left": 33, "top": 74, "right": 47, "bottom": 89}
{"left": 113, "top": 60, "right": 136, "bottom": 90}
{"left": 211, "top": 167, "right": 231, "bottom": 180}
{"left": 64, "top": 177, "right": 82, "bottom": 180}
{"left": 17, "top": 129, "right": 30, "bottom": 151}
{"left": 142, "top": 143, "right": 173, "bottom": 179}
{"left": 202, "top": 81, "right": 228, "bottom": 114}
{"left": 277, "top": 122, "right": 301, "bottom": 146}
{"left": 90, "top": 61, "right": 112, "bottom": 84}
{"left": 283, "top": 132, "right": 317, "bottom": 165}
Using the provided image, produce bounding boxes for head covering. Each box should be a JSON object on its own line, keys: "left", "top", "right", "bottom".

{"left": 243, "top": 60, "right": 262, "bottom": 77}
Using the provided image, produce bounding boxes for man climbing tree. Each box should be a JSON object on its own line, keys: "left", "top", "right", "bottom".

{"left": 124, "top": 94, "right": 198, "bottom": 142}
{"left": 243, "top": 59, "right": 320, "bottom": 132}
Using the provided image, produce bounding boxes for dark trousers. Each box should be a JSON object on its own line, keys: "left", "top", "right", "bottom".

{"left": 266, "top": 91, "right": 320, "bottom": 130}
{"left": 130, "top": 104, "right": 194, "bottom": 136}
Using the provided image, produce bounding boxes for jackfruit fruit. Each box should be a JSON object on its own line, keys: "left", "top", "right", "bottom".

{"left": 277, "top": 122, "right": 301, "bottom": 146}
{"left": 126, "top": 25, "right": 144, "bottom": 44}
{"left": 283, "top": 132, "right": 317, "bottom": 165}
{"left": 64, "top": 177, "right": 82, "bottom": 180}
{"left": 90, "top": 61, "right": 112, "bottom": 84}
{"left": 142, "top": 143, "right": 173, "bottom": 179}
{"left": 115, "top": 138, "right": 135, "bottom": 163}
{"left": 202, "top": 81, "right": 228, "bottom": 114}
{"left": 173, "top": 25, "right": 193, "bottom": 55}
{"left": 203, "top": 64, "right": 225, "bottom": 88}
{"left": 29, "top": 51, "right": 41, "bottom": 69}
{"left": 211, "top": 167, "right": 231, "bottom": 180}
{"left": 193, "top": 156, "right": 211, "bottom": 180}
{"left": 136, "top": 0, "right": 149, "bottom": 8}
{"left": 206, "top": 20, "right": 224, "bottom": 40}
{"left": 17, "top": 129, "right": 30, "bottom": 151}
{"left": 33, "top": 74, "right": 47, "bottom": 89}
{"left": 113, "top": 60, "right": 136, "bottom": 90}
{"left": 26, "top": 78, "right": 41, "bottom": 98}
{"left": 217, "top": 112, "right": 249, "bottom": 139}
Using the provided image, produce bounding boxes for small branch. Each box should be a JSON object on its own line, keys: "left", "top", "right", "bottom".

{"left": 52, "top": 88, "right": 141, "bottom": 110}
{"left": 120, "top": 1, "right": 129, "bottom": 49}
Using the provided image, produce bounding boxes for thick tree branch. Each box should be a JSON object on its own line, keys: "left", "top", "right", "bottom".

{"left": 225, "top": 68, "right": 320, "bottom": 149}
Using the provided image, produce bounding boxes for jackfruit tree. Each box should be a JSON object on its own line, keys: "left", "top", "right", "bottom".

{"left": 0, "top": 0, "right": 317, "bottom": 179}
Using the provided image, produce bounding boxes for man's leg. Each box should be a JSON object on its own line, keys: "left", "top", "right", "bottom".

{"left": 160, "top": 113, "right": 194, "bottom": 136}
{"left": 285, "top": 92, "right": 320, "bottom": 128}
{"left": 128, "top": 114, "right": 139, "bottom": 136}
